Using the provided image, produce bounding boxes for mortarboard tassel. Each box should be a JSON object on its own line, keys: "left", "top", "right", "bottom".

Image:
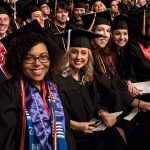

{"left": 142, "top": 10, "right": 146, "bottom": 35}
{"left": 67, "top": 29, "right": 71, "bottom": 52}
{"left": 88, "top": 13, "right": 96, "bottom": 31}
{"left": 70, "top": 0, "right": 74, "bottom": 15}
{"left": 54, "top": 0, "right": 58, "bottom": 16}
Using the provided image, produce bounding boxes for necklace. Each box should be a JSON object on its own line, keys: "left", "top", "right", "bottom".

{"left": 54, "top": 23, "right": 67, "bottom": 52}
{"left": 98, "top": 53, "right": 107, "bottom": 75}
{"left": 0, "top": 43, "right": 11, "bottom": 79}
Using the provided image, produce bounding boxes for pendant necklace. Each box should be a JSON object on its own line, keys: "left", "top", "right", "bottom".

{"left": 54, "top": 23, "right": 67, "bottom": 52}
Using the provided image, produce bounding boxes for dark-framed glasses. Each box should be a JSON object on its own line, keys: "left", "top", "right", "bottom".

{"left": 23, "top": 53, "right": 50, "bottom": 64}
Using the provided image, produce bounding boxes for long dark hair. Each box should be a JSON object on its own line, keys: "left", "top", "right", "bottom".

{"left": 92, "top": 35, "right": 117, "bottom": 79}
{"left": 5, "top": 32, "right": 60, "bottom": 77}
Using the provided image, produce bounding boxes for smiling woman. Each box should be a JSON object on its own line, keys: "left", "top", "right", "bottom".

{"left": 0, "top": 1, "right": 14, "bottom": 39}
{"left": 21, "top": 43, "right": 50, "bottom": 90}
{"left": 52, "top": 29, "right": 127, "bottom": 150}
{"left": 0, "top": 21, "right": 68, "bottom": 150}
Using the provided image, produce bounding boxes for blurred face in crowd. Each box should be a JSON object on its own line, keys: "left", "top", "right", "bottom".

{"left": 92, "top": 24, "right": 111, "bottom": 48}
{"left": 92, "top": 1, "right": 106, "bottom": 12}
{"left": 137, "top": 0, "right": 146, "bottom": 6}
{"left": 30, "top": 11, "right": 45, "bottom": 28}
{"left": 69, "top": 47, "right": 89, "bottom": 71}
{"left": 111, "top": 0, "right": 119, "bottom": 13}
{"left": 40, "top": 4, "right": 51, "bottom": 17}
{"left": 74, "top": 7, "right": 85, "bottom": 21}
{"left": 9, "top": 0, "right": 17, "bottom": 3}
{"left": 22, "top": 43, "right": 50, "bottom": 89}
{"left": 55, "top": 8, "right": 69, "bottom": 24}
{"left": 0, "top": 14, "right": 10, "bottom": 37}
{"left": 112, "top": 29, "right": 128, "bottom": 48}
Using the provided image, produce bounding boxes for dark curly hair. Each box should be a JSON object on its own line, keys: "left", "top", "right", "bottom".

{"left": 5, "top": 32, "right": 60, "bottom": 77}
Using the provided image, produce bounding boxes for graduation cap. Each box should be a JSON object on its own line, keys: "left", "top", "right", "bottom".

{"left": 80, "top": 10, "right": 111, "bottom": 31}
{"left": 0, "top": 20, "right": 45, "bottom": 50}
{"left": 0, "top": 0, "right": 14, "bottom": 16}
{"left": 55, "top": 29, "right": 102, "bottom": 50}
{"left": 74, "top": 1, "right": 86, "bottom": 9}
{"left": 67, "top": 0, "right": 87, "bottom": 16}
{"left": 38, "top": 0, "right": 49, "bottom": 6}
{"left": 26, "top": 5, "right": 40, "bottom": 18}
{"left": 16, "top": 0, "right": 40, "bottom": 21}
{"left": 111, "top": 15, "right": 135, "bottom": 31}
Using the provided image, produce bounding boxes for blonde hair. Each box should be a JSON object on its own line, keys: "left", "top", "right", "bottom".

{"left": 61, "top": 47, "right": 94, "bottom": 84}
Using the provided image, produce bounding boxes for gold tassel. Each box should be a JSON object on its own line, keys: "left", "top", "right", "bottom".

{"left": 70, "top": 0, "right": 74, "bottom": 15}
{"left": 142, "top": 10, "right": 146, "bottom": 35}
{"left": 54, "top": 0, "right": 58, "bottom": 16}
{"left": 88, "top": 13, "right": 96, "bottom": 31}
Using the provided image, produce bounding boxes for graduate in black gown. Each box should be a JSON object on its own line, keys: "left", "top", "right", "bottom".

{"left": 81, "top": 10, "right": 150, "bottom": 148}
{"left": 0, "top": 21, "right": 68, "bottom": 150}
{"left": 111, "top": 15, "right": 142, "bottom": 97}
{"left": 0, "top": 0, "right": 15, "bottom": 39}
{"left": 128, "top": 7, "right": 150, "bottom": 82}
{"left": 0, "top": 1, "right": 14, "bottom": 82}
{"left": 111, "top": 14, "right": 150, "bottom": 150}
{"left": 126, "top": 7, "right": 150, "bottom": 150}
{"left": 47, "top": 1, "right": 69, "bottom": 53}
{"left": 53, "top": 29, "right": 127, "bottom": 150}
{"left": 68, "top": 1, "right": 86, "bottom": 29}
{"left": 81, "top": 10, "right": 134, "bottom": 112}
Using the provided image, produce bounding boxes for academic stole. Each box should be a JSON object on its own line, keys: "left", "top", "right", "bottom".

{"left": 20, "top": 79, "right": 68, "bottom": 150}
{"left": 139, "top": 43, "right": 150, "bottom": 61}
{"left": 0, "top": 42, "right": 11, "bottom": 79}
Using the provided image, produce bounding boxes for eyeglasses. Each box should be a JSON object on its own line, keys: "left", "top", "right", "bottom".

{"left": 23, "top": 53, "right": 50, "bottom": 64}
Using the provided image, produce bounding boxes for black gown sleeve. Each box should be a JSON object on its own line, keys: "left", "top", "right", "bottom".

{"left": 94, "top": 61, "right": 134, "bottom": 112}
{"left": 0, "top": 78, "right": 22, "bottom": 150}
{"left": 129, "top": 41, "right": 150, "bottom": 82}
{"left": 52, "top": 75, "right": 77, "bottom": 150}
{"left": 0, "top": 69, "right": 7, "bottom": 83}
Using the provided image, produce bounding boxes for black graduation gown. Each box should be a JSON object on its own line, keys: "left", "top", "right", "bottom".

{"left": 93, "top": 55, "right": 145, "bottom": 149}
{"left": 0, "top": 77, "right": 69, "bottom": 150}
{"left": 129, "top": 39, "right": 150, "bottom": 82}
{"left": 47, "top": 23, "right": 67, "bottom": 53}
{"left": 0, "top": 69, "right": 7, "bottom": 83}
{"left": 53, "top": 75, "right": 127, "bottom": 150}
{"left": 44, "top": 19, "right": 51, "bottom": 29}
{"left": 93, "top": 58, "right": 134, "bottom": 113}
{"left": 67, "top": 18, "right": 84, "bottom": 30}
{"left": 126, "top": 40, "right": 150, "bottom": 150}
{"left": 0, "top": 77, "right": 27, "bottom": 150}
{"left": 105, "top": 45, "right": 150, "bottom": 150}
{"left": 111, "top": 44, "right": 135, "bottom": 81}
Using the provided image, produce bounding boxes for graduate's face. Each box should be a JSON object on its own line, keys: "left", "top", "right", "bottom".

{"left": 40, "top": 4, "right": 51, "bottom": 16}
{"left": 137, "top": 0, "right": 146, "bottom": 7}
{"left": 22, "top": 43, "right": 50, "bottom": 86}
{"left": 112, "top": 29, "right": 128, "bottom": 47}
{"left": 0, "top": 14, "right": 10, "bottom": 37}
{"left": 74, "top": 8, "right": 85, "bottom": 21}
{"left": 92, "top": 1, "right": 106, "bottom": 12}
{"left": 30, "top": 11, "right": 45, "bottom": 28}
{"left": 92, "top": 24, "right": 111, "bottom": 48}
{"left": 55, "top": 8, "right": 69, "bottom": 24}
{"left": 111, "top": 0, "right": 119, "bottom": 13}
{"left": 69, "top": 47, "right": 89, "bottom": 71}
